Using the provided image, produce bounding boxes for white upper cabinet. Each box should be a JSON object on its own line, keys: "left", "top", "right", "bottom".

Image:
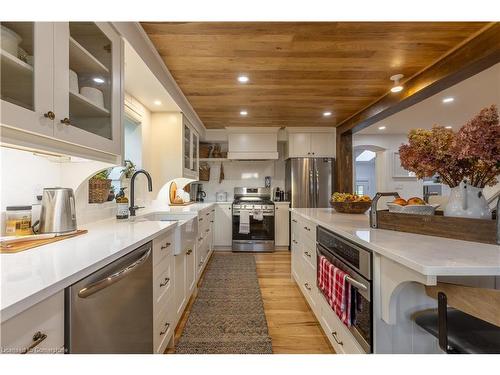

{"left": 183, "top": 118, "right": 199, "bottom": 179}
{"left": 1, "top": 22, "right": 123, "bottom": 159}
{"left": 54, "top": 22, "right": 122, "bottom": 155}
{"left": 1, "top": 22, "right": 55, "bottom": 137}
{"left": 286, "top": 128, "right": 336, "bottom": 158}
{"left": 151, "top": 113, "right": 199, "bottom": 187}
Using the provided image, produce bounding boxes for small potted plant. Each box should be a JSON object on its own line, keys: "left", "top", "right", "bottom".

{"left": 89, "top": 169, "right": 112, "bottom": 203}
{"left": 121, "top": 160, "right": 136, "bottom": 178}
{"left": 107, "top": 186, "right": 116, "bottom": 202}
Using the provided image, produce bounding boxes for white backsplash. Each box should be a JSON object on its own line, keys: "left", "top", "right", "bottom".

{"left": 199, "top": 160, "right": 286, "bottom": 202}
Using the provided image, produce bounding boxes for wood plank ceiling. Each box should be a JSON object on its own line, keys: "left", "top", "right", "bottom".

{"left": 141, "top": 22, "right": 487, "bottom": 129}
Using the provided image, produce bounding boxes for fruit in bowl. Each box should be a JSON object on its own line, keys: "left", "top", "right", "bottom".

{"left": 387, "top": 196, "right": 439, "bottom": 215}
{"left": 407, "top": 197, "right": 426, "bottom": 205}
{"left": 330, "top": 193, "right": 372, "bottom": 214}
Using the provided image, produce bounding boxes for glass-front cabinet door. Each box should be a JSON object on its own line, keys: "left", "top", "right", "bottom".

{"left": 191, "top": 131, "right": 199, "bottom": 175}
{"left": 0, "top": 22, "right": 54, "bottom": 136}
{"left": 54, "top": 22, "right": 122, "bottom": 155}
{"left": 183, "top": 121, "right": 191, "bottom": 173}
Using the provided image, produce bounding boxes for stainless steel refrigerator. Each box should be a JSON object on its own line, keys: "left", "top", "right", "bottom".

{"left": 285, "top": 158, "right": 335, "bottom": 208}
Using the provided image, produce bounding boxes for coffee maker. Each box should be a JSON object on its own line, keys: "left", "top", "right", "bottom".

{"left": 189, "top": 183, "right": 206, "bottom": 202}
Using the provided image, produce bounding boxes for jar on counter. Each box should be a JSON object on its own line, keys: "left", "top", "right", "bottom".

{"left": 5, "top": 206, "right": 32, "bottom": 236}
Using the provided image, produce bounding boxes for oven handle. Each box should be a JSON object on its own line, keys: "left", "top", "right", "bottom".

{"left": 345, "top": 275, "right": 368, "bottom": 291}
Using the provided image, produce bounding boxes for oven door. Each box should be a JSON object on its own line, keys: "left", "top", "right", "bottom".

{"left": 317, "top": 244, "right": 372, "bottom": 353}
{"left": 232, "top": 209, "right": 275, "bottom": 241}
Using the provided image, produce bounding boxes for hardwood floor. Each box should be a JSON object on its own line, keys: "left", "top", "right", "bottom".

{"left": 255, "top": 251, "right": 334, "bottom": 354}
{"left": 167, "top": 251, "right": 334, "bottom": 354}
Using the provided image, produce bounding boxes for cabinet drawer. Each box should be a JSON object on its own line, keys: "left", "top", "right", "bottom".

{"left": 153, "top": 296, "right": 175, "bottom": 354}
{"left": 300, "top": 218, "right": 316, "bottom": 244}
{"left": 153, "top": 255, "right": 174, "bottom": 312}
{"left": 300, "top": 255, "right": 319, "bottom": 315}
{"left": 1, "top": 291, "right": 64, "bottom": 354}
{"left": 153, "top": 230, "right": 174, "bottom": 267}
{"left": 318, "top": 294, "right": 365, "bottom": 354}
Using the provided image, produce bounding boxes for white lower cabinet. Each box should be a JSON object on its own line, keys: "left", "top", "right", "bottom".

{"left": 214, "top": 203, "right": 232, "bottom": 248}
{"left": 186, "top": 246, "right": 196, "bottom": 296}
{"left": 274, "top": 202, "right": 290, "bottom": 248}
{"left": 290, "top": 212, "right": 365, "bottom": 354}
{"left": 1, "top": 291, "right": 64, "bottom": 354}
{"left": 174, "top": 249, "right": 187, "bottom": 320}
{"left": 153, "top": 296, "right": 175, "bottom": 354}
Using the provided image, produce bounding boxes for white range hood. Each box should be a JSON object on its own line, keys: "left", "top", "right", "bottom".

{"left": 226, "top": 127, "right": 279, "bottom": 160}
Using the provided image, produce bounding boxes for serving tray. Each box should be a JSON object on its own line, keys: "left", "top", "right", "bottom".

{"left": 374, "top": 210, "right": 496, "bottom": 245}
{"left": 0, "top": 230, "right": 88, "bottom": 254}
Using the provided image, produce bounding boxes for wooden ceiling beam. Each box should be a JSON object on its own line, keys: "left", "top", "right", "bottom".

{"left": 336, "top": 22, "right": 500, "bottom": 135}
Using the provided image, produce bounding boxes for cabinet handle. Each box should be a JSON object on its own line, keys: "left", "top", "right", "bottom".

{"left": 210, "top": 220, "right": 214, "bottom": 223}
{"left": 186, "top": 249, "right": 192, "bottom": 255}
{"left": 20, "top": 331, "right": 47, "bottom": 354}
{"left": 304, "top": 283, "right": 312, "bottom": 291}
{"left": 160, "top": 277, "right": 170, "bottom": 287}
{"left": 60, "top": 117, "right": 71, "bottom": 125}
{"left": 206, "top": 213, "right": 210, "bottom": 216}
{"left": 160, "top": 322, "right": 170, "bottom": 336}
{"left": 161, "top": 242, "right": 171, "bottom": 250}
{"left": 199, "top": 260, "right": 203, "bottom": 266}
{"left": 331, "top": 331, "right": 343, "bottom": 346}
{"left": 205, "top": 229, "right": 210, "bottom": 233}
{"left": 199, "top": 218, "right": 203, "bottom": 221}
{"left": 304, "top": 251, "right": 311, "bottom": 257}
{"left": 198, "top": 237, "right": 203, "bottom": 241}
{"left": 292, "top": 219, "right": 297, "bottom": 223}
{"left": 304, "top": 226, "right": 311, "bottom": 231}
{"left": 43, "top": 111, "right": 55, "bottom": 120}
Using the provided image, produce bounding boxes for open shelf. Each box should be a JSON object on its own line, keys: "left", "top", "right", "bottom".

{"left": 199, "top": 158, "right": 231, "bottom": 162}
{"left": 69, "top": 37, "right": 109, "bottom": 75}
{"left": 0, "top": 48, "right": 34, "bottom": 108}
{"left": 69, "top": 90, "right": 110, "bottom": 117}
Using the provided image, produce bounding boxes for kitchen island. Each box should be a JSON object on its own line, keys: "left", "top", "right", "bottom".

{"left": 290, "top": 208, "right": 500, "bottom": 354}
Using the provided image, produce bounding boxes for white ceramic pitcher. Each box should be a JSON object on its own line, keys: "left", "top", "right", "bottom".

{"left": 444, "top": 181, "right": 492, "bottom": 219}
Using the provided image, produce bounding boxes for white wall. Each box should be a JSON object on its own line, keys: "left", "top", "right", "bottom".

{"left": 199, "top": 159, "right": 286, "bottom": 202}
{"left": 354, "top": 134, "right": 425, "bottom": 200}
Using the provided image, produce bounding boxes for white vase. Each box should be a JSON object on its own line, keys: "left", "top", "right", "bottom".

{"left": 444, "top": 181, "right": 492, "bottom": 219}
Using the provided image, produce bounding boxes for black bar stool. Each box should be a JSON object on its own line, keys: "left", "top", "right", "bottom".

{"left": 414, "top": 292, "right": 500, "bottom": 354}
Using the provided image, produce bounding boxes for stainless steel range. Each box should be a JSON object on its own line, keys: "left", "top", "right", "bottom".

{"left": 232, "top": 187, "right": 275, "bottom": 252}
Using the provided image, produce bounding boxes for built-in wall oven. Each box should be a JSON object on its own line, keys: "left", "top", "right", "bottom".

{"left": 232, "top": 187, "right": 275, "bottom": 252}
{"left": 316, "top": 226, "right": 373, "bottom": 353}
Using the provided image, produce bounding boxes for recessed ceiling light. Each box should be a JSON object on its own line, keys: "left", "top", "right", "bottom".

{"left": 237, "top": 75, "right": 249, "bottom": 83}
{"left": 323, "top": 111, "right": 332, "bottom": 117}
{"left": 93, "top": 77, "right": 105, "bottom": 83}
{"left": 154, "top": 100, "right": 162, "bottom": 106}
{"left": 240, "top": 110, "right": 248, "bottom": 116}
{"left": 442, "top": 97, "right": 454, "bottom": 103}
{"left": 390, "top": 74, "right": 404, "bottom": 93}
{"left": 378, "top": 126, "right": 386, "bottom": 130}
{"left": 445, "top": 126, "right": 453, "bottom": 129}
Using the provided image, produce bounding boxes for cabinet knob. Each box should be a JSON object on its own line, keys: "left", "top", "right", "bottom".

{"left": 161, "top": 242, "right": 171, "bottom": 250}
{"left": 160, "top": 277, "right": 170, "bottom": 287}
{"left": 43, "top": 111, "right": 55, "bottom": 120}
{"left": 186, "top": 249, "right": 192, "bottom": 255}
{"left": 60, "top": 117, "right": 71, "bottom": 126}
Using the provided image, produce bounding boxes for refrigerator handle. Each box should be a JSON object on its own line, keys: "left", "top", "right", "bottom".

{"left": 309, "top": 169, "right": 314, "bottom": 208}
{"left": 316, "top": 169, "right": 320, "bottom": 207}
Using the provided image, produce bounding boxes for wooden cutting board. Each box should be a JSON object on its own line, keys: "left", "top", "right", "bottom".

{"left": 0, "top": 230, "right": 88, "bottom": 254}
{"left": 169, "top": 181, "right": 177, "bottom": 204}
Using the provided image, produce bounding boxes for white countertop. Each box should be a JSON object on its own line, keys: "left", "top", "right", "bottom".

{"left": 291, "top": 208, "right": 500, "bottom": 277}
{"left": 0, "top": 203, "right": 215, "bottom": 323}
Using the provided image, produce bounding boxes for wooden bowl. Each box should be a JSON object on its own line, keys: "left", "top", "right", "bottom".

{"left": 330, "top": 200, "right": 372, "bottom": 214}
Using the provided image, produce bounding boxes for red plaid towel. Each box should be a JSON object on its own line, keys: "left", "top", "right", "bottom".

{"left": 317, "top": 255, "right": 352, "bottom": 327}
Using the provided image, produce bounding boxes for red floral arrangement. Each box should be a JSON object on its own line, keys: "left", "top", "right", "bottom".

{"left": 399, "top": 105, "right": 500, "bottom": 188}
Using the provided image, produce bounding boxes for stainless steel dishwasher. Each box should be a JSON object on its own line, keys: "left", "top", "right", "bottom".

{"left": 65, "top": 242, "right": 153, "bottom": 353}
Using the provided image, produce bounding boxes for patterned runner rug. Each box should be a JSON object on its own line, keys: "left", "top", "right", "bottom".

{"left": 175, "top": 253, "right": 273, "bottom": 354}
